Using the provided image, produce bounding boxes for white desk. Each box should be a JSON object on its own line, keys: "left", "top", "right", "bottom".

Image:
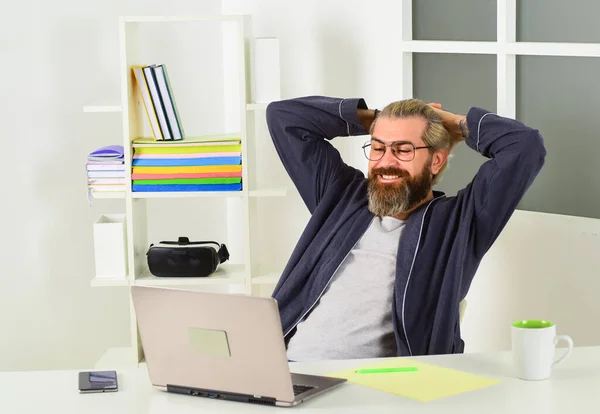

{"left": 2, "top": 347, "right": 599, "bottom": 413}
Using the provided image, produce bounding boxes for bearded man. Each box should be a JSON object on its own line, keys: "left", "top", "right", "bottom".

{"left": 265, "top": 96, "right": 545, "bottom": 361}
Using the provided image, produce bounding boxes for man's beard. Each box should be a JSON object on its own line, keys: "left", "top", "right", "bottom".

{"left": 367, "top": 160, "right": 433, "bottom": 217}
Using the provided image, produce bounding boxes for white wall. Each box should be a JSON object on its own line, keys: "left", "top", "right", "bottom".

{"left": 223, "top": 0, "right": 405, "bottom": 106}
{"left": 2, "top": 0, "right": 598, "bottom": 372}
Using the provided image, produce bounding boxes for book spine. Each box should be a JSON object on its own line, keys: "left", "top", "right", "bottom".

{"left": 154, "top": 65, "right": 184, "bottom": 141}
{"left": 158, "top": 65, "right": 185, "bottom": 139}
{"left": 143, "top": 65, "right": 172, "bottom": 140}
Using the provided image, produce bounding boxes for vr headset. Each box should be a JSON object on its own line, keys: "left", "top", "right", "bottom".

{"left": 146, "top": 237, "right": 230, "bottom": 278}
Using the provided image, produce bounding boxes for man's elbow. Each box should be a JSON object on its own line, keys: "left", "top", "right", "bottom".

{"left": 266, "top": 100, "right": 284, "bottom": 130}
{"left": 527, "top": 130, "right": 546, "bottom": 172}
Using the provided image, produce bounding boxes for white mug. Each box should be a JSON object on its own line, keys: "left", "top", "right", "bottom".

{"left": 511, "top": 319, "right": 573, "bottom": 381}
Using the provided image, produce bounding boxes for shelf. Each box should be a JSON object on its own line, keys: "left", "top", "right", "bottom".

{"left": 84, "top": 102, "right": 270, "bottom": 113}
{"left": 83, "top": 102, "right": 270, "bottom": 112}
{"left": 84, "top": 101, "right": 269, "bottom": 112}
{"left": 123, "top": 15, "right": 244, "bottom": 23}
{"left": 83, "top": 105, "right": 123, "bottom": 113}
{"left": 249, "top": 188, "right": 287, "bottom": 197}
{"left": 247, "top": 103, "right": 269, "bottom": 111}
{"left": 91, "top": 191, "right": 126, "bottom": 199}
{"left": 89, "top": 189, "right": 286, "bottom": 199}
{"left": 133, "top": 264, "right": 247, "bottom": 286}
{"left": 252, "top": 272, "right": 281, "bottom": 285}
{"left": 91, "top": 277, "right": 129, "bottom": 287}
{"left": 132, "top": 191, "right": 244, "bottom": 199}
{"left": 131, "top": 188, "right": 287, "bottom": 199}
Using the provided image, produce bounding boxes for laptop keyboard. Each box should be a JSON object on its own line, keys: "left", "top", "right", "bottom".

{"left": 293, "top": 384, "right": 315, "bottom": 396}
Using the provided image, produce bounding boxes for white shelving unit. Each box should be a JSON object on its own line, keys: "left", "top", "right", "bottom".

{"left": 86, "top": 14, "right": 284, "bottom": 367}
{"left": 133, "top": 264, "right": 247, "bottom": 287}
{"left": 82, "top": 101, "right": 271, "bottom": 113}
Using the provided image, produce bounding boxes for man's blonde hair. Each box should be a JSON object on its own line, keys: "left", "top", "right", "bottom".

{"left": 370, "top": 99, "right": 451, "bottom": 185}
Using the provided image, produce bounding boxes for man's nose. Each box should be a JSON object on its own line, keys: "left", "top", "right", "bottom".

{"left": 378, "top": 147, "right": 400, "bottom": 165}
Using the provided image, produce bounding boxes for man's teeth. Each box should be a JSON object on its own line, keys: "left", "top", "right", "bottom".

{"left": 381, "top": 175, "right": 399, "bottom": 179}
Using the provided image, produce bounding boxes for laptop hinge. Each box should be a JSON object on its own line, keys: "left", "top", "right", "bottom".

{"left": 167, "top": 384, "right": 277, "bottom": 406}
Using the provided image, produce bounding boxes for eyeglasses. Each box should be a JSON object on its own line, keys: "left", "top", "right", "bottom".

{"left": 362, "top": 139, "right": 432, "bottom": 162}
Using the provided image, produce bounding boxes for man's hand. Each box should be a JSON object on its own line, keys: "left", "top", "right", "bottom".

{"left": 428, "top": 103, "right": 469, "bottom": 152}
{"left": 357, "top": 108, "right": 376, "bottom": 132}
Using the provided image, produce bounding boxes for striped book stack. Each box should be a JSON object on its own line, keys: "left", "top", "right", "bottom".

{"left": 87, "top": 145, "right": 126, "bottom": 195}
{"left": 131, "top": 135, "right": 242, "bottom": 192}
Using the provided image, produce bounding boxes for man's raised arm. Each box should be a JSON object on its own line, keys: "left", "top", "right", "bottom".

{"left": 435, "top": 106, "right": 546, "bottom": 261}
{"left": 266, "top": 96, "right": 374, "bottom": 213}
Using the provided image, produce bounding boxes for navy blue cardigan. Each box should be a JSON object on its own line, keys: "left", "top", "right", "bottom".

{"left": 266, "top": 96, "right": 546, "bottom": 356}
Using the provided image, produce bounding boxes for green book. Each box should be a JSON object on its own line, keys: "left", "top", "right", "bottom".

{"left": 133, "top": 178, "right": 241, "bottom": 185}
{"left": 134, "top": 144, "right": 242, "bottom": 155}
{"left": 153, "top": 64, "right": 185, "bottom": 140}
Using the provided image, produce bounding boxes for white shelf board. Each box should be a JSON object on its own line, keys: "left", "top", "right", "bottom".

{"left": 132, "top": 191, "right": 243, "bottom": 199}
{"left": 91, "top": 277, "right": 129, "bottom": 287}
{"left": 252, "top": 272, "right": 281, "bottom": 285}
{"left": 123, "top": 15, "right": 243, "bottom": 23}
{"left": 91, "top": 191, "right": 126, "bottom": 199}
{"left": 131, "top": 188, "right": 287, "bottom": 199}
{"left": 249, "top": 188, "right": 287, "bottom": 197}
{"left": 94, "top": 346, "right": 137, "bottom": 369}
{"left": 247, "top": 103, "right": 269, "bottom": 111}
{"left": 83, "top": 105, "right": 123, "bottom": 113}
{"left": 133, "top": 264, "right": 247, "bottom": 286}
{"left": 401, "top": 40, "right": 498, "bottom": 55}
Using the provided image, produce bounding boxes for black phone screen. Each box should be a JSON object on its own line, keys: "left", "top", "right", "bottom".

{"left": 78, "top": 371, "right": 118, "bottom": 393}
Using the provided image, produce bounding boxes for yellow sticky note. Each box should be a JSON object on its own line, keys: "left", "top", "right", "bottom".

{"left": 327, "top": 358, "right": 500, "bottom": 402}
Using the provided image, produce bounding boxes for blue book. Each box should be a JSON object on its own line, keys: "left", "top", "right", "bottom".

{"left": 132, "top": 183, "right": 242, "bottom": 192}
{"left": 131, "top": 156, "right": 242, "bottom": 167}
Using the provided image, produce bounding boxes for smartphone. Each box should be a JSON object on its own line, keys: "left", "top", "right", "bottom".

{"left": 78, "top": 370, "right": 118, "bottom": 393}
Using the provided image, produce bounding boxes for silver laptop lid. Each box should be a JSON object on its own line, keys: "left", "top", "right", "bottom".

{"left": 131, "top": 286, "right": 295, "bottom": 402}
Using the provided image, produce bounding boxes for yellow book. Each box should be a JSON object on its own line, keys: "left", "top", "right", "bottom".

{"left": 132, "top": 134, "right": 241, "bottom": 147}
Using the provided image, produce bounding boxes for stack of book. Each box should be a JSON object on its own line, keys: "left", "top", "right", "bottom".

{"left": 130, "top": 136, "right": 242, "bottom": 192}
{"left": 133, "top": 64, "right": 184, "bottom": 141}
{"left": 87, "top": 145, "right": 126, "bottom": 194}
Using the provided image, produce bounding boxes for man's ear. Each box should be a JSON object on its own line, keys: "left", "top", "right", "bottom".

{"left": 431, "top": 149, "right": 449, "bottom": 175}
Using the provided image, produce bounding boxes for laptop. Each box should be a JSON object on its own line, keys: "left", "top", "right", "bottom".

{"left": 131, "top": 285, "right": 346, "bottom": 407}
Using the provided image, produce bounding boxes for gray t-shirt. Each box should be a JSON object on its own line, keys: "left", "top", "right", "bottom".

{"left": 286, "top": 216, "right": 405, "bottom": 361}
